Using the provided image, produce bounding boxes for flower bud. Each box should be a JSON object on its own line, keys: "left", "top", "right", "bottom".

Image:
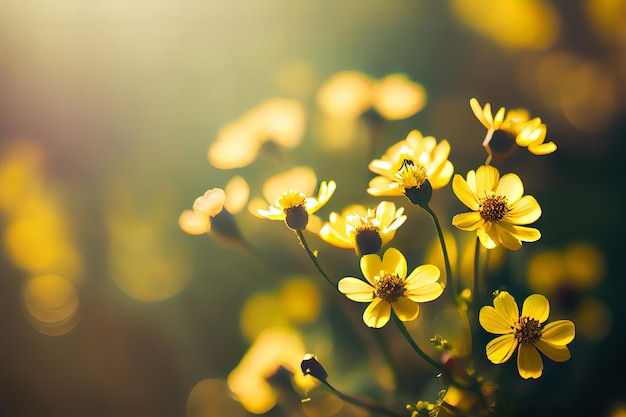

{"left": 300, "top": 354, "right": 328, "bottom": 382}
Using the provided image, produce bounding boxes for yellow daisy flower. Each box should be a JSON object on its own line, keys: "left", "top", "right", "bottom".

{"left": 257, "top": 180, "right": 336, "bottom": 230}
{"left": 452, "top": 165, "right": 541, "bottom": 250}
{"left": 319, "top": 201, "right": 407, "bottom": 257}
{"left": 479, "top": 291, "right": 575, "bottom": 379}
{"left": 338, "top": 248, "right": 443, "bottom": 328}
{"left": 470, "top": 98, "right": 557, "bottom": 160}
{"left": 367, "top": 130, "right": 454, "bottom": 205}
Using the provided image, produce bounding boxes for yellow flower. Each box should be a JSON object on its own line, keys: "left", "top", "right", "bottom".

{"left": 257, "top": 181, "right": 336, "bottom": 230}
{"left": 470, "top": 98, "right": 557, "bottom": 157}
{"left": 452, "top": 165, "right": 541, "bottom": 250}
{"left": 338, "top": 248, "right": 443, "bottom": 328}
{"left": 367, "top": 130, "right": 454, "bottom": 204}
{"left": 479, "top": 291, "right": 575, "bottom": 379}
{"left": 179, "top": 188, "right": 226, "bottom": 235}
{"left": 319, "top": 201, "right": 407, "bottom": 256}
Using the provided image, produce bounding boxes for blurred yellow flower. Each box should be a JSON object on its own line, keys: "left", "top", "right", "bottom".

{"left": 338, "top": 248, "right": 443, "bottom": 328}
{"left": 452, "top": 165, "right": 541, "bottom": 250}
{"left": 179, "top": 188, "right": 226, "bottom": 235}
{"left": 479, "top": 291, "right": 575, "bottom": 379}
{"left": 367, "top": 130, "right": 454, "bottom": 204}
{"left": 319, "top": 201, "right": 407, "bottom": 256}
{"left": 316, "top": 71, "right": 427, "bottom": 121}
{"left": 257, "top": 181, "right": 336, "bottom": 230}
{"left": 470, "top": 98, "right": 557, "bottom": 160}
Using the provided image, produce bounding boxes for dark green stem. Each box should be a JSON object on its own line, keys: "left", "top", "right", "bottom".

{"left": 421, "top": 204, "right": 455, "bottom": 301}
{"left": 319, "top": 379, "right": 405, "bottom": 417}
{"left": 392, "top": 313, "right": 443, "bottom": 372}
{"left": 295, "top": 228, "right": 336, "bottom": 289}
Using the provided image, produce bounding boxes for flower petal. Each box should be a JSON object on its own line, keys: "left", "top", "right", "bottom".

{"left": 495, "top": 173, "right": 523, "bottom": 205}
{"left": 521, "top": 294, "right": 550, "bottom": 323}
{"left": 452, "top": 174, "right": 480, "bottom": 210}
{"left": 498, "top": 222, "right": 541, "bottom": 244}
{"left": 452, "top": 212, "right": 483, "bottom": 231}
{"left": 392, "top": 297, "right": 419, "bottom": 321}
{"left": 475, "top": 165, "right": 499, "bottom": 196}
{"left": 534, "top": 340, "right": 571, "bottom": 362}
{"left": 493, "top": 291, "right": 520, "bottom": 324}
{"left": 528, "top": 141, "right": 557, "bottom": 155}
{"left": 338, "top": 277, "right": 375, "bottom": 302}
{"left": 363, "top": 298, "right": 391, "bottom": 328}
{"left": 382, "top": 248, "right": 407, "bottom": 279}
{"left": 507, "top": 195, "right": 542, "bottom": 225}
{"left": 486, "top": 334, "right": 518, "bottom": 364}
{"left": 367, "top": 176, "right": 403, "bottom": 197}
{"left": 480, "top": 306, "right": 515, "bottom": 334}
{"left": 360, "top": 254, "right": 382, "bottom": 286}
{"left": 470, "top": 98, "right": 491, "bottom": 129}
{"left": 517, "top": 344, "right": 543, "bottom": 379}
{"left": 540, "top": 320, "right": 575, "bottom": 345}
{"left": 493, "top": 223, "right": 523, "bottom": 251}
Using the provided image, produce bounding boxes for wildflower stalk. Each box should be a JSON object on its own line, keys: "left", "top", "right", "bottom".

{"left": 482, "top": 129, "right": 495, "bottom": 165}
{"left": 318, "top": 379, "right": 405, "bottom": 417}
{"left": 421, "top": 204, "right": 455, "bottom": 301}
{"left": 391, "top": 313, "right": 443, "bottom": 372}
{"left": 295, "top": 228, "right": 336, "bottom": 288}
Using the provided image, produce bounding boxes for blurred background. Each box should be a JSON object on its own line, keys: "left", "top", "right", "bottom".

{"left": 0, "top": 0, "right": 624, "bottom": 416}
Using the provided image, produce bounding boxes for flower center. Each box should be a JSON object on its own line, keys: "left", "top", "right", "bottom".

{"left": 278, "top": 190, "right": 307, "bottom": 209}
{"left": 374, "top": 273, "right": 406, "bottom": 303}
{"left": 479, "top": 195, "right": 509, "bottom": 222}
{"left": 395, "top": 159, "right": 427, "bottom": 190}
{"left": 514, "top": 316, "right": 542, "bottom": 344}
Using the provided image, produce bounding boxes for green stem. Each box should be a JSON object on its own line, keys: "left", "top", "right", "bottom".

{"left": 392, "top": 313, "right": 443, "bottom": 372}
{"left": 422, "top": 204, "right": 455, "bottom": 301}
{"left": 319, "top": 379, "right": 405, "bottom": 417}
{"left": 295, "top": 228, "right": 336, "bottom": 289}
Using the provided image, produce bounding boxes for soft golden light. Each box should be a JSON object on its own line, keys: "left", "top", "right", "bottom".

{"left": 208, "top": 122, "right": 262, "bottom": 170}
{"left": 450, "top": 0, "right": 560, "bottom": 50}
{"left": 227, "top": 327, "right": 306, "bottom": 414}
{"left": 245, "top": 98, "right": 307, "bottom": 149}
{"left": 187, "top": 378, "right": 247, "bottom": 417}
{"left": 316, "top": 71, "right": 373, "bottom": 118}
{"left": 261, "top": 166, "right": 317, "bottom": 205}
{"left": 279, "top": 277, "right": 322, "bottom": 325}
{"left": 372, "top": 73, "right": 427, "bottom": 120}
{"left": 23, "top": 274, "right": 79, "bottom": 336}
{"left": 178, "top": 209, "right": 211, "bottom": 235}
{"left": 224, "top": 176, "right": 250, "bottom": 214}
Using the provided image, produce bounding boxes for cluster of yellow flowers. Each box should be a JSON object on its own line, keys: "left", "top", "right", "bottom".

{"left": 183, "top": 94, "right": 576, "bottom": 416}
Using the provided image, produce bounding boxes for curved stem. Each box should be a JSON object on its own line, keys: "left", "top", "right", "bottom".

{"left": 422, "top": 204, "right": 455, "bottom": 301}
{"left": 392, "top": 313, "right": 442, "bottom": 372}
{"left": 319, "top": 379, "right": 405, "bottom": 417}
{"left": 295, "top": 228, "right": 336, "bottom": 289}
{"left": 482, "top": 129, "right": 494, "bottom": 165}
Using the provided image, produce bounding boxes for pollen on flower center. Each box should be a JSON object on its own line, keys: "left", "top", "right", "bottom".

{"left": 514, "top": 316, "right": 542, "bottom": 344}
{"left": 479, "top": 195, "right": 509, "bottom": 222}
{"left": 395, "top": 159, "right": 427, "bottom": 189}
{"left": 278, "top": 190, "right": 307, "bottom": 209}
{"left": 374, "top": 273, "right": 406, "bottom": 303}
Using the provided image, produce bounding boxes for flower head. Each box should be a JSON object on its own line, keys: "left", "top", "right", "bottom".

{"left": 479, "top": 291, "right": 575, "bottom": 379}
{"left": 257, "top": 181, "right": 336, "bottom": 230}
{"left": 367, "top": 130, "right": 453, "bottom": 205}
{"left": 179, "top": 188, "right": 226, "bottom": 235}
{"left": 319, "top": 201, "right": 406, "bottom": 257}
{"left": 338, "top": 248, "right": 443, "bottom": 328}
{"left": 452, "top": 165, "right": 541, "bottom": 250}
{"left": 470, "top": 98, "right": 557, "bottom": 158}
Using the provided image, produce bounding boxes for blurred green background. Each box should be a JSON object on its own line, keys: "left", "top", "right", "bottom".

{"left": 0, "top": 0, "right": 624, "bottom": 416}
